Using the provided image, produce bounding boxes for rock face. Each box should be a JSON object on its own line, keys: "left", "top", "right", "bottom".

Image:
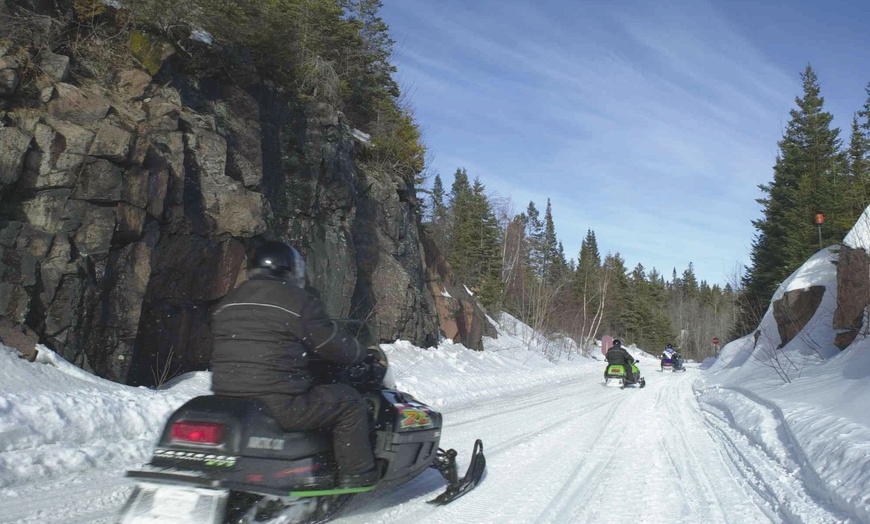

{"left": 771, "top": 285, "right": 825, "bottom": 349}
{"left": 0, "top": 28, "right": 490, "bottom": 384}
{"left": 833, "top": 245, "right": 870, "bottom": 349}
{"left": 420, "top": 226, "right": 496, "bottom": 350}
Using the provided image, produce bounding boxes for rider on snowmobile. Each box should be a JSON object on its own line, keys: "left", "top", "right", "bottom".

{"left": 209, "top": 241, "right": 379, "bottom": 489}
{"left": 606, "top": 339, "right": 636, "bottom": 383}
{"left": 662, "top": 343, "right": 683, "bottom": 370}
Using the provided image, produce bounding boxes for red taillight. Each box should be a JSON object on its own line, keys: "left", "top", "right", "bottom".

{"left": 171, "top": 422, "right": 226, "bottom": 444}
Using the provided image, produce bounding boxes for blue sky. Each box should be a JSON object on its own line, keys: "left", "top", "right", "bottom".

{"left": 379, "top": 0, "right": 870, "bottom": 285}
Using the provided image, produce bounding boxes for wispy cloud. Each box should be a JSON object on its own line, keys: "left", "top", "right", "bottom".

{"left": 380, "top": 0, "right": 847, "bottom": 283}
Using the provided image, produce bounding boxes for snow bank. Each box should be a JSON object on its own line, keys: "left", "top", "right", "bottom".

{"left": 0, "top": 345, "right": 211, "bottom": 490}
{"left": 700, "top": 244, "right": 870, "bottom": 521}
{"left": 0, "top": 316, "right": 596, "bottom": 491}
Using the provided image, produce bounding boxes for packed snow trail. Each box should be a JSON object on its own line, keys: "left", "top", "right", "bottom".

{"left": 0, "top": 363, "right": 846, "bottom": 523}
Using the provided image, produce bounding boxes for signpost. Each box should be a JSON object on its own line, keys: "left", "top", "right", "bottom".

{"left": 712, "top": 337, "right": 720, "bottom": 356}
{"left": 815, "top": 214, "right": 824, "bottom": 249}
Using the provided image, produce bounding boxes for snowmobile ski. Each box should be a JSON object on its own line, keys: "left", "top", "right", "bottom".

{"left": 428, "top": 439, "right": 486, "bottom": 505}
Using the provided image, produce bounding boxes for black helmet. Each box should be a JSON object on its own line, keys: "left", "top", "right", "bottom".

{"left": 666, "top": 343, "right": 673, "bottom": 349}
{"left": 249, "top": 241, "right": 305, "bottom": 287}
{"left": 612, "top": 339, "right": 622, "bottom": 348}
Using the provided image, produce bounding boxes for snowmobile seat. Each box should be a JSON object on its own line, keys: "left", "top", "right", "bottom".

{"left": 165, "top": 395, "right": 333, "bottom": 460}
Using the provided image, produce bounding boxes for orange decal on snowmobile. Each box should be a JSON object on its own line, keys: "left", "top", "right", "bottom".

{"left": 275, "top": 463, "right": 320, "bottom": 478}
{"left": 401, "top": 408, "right": 432, "bottom": 428}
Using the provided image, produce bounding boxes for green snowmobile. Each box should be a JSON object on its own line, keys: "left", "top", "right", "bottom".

{"left": 604, "top": 361, "right": 646, "bottom": 388}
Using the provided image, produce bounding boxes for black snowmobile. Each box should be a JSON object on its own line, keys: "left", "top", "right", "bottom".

{"left": 117, "top": 327, "right": 485, "bottom": 523}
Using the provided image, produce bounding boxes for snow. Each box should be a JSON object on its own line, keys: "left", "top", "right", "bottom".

{"left": 2, "top": 249, "right": 870, "bottom": 522}
{"left": 189, "top": 30, "right": 214, "bottom": 45}
{"left": 351, "top": 128, "right": 372, "bottom": 144}
{"left": 843, "top": 207, "right": 870, "bottom": 251}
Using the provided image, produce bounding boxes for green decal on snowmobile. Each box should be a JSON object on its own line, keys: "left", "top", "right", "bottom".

{"left": 289, "top": 486, "right": 375, "bottom": 497}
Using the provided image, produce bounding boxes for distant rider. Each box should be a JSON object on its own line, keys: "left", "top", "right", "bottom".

{"left": 210, "top": 241, "right": 379, "bottom": 489}
{"left": 606, "top": 339, "right": 636, "bottom": 384}
{"left": 662, "top": 343, "right": 677, "bottom": 368}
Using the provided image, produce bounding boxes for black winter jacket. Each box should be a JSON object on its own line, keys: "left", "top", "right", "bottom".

{"left": 606, "top": 346, "right": 635, "bottom": 365}
{"left": 210, "top": 275, "right": 366, "bottom": 397}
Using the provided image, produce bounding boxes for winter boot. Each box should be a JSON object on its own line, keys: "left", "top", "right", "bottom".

{"left": 337, "top": 466, "right": 379, "bottom": 489}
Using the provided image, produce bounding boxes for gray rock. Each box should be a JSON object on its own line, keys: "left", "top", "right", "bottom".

{"left": 215, "top": 189, "right": 267, "bottom": 237}
{"left": 117, "top": 69, "right": 151, "bottom": 99}
{"left": 215, "top": 85, "right": 263, "bottom": 187}
{"left": 772, "top": 286, "right": 825, "bottom": 349}
{"left": 89, "top": 120, "right": 132, "bottom": 162}
{"left": 72, "top": 158, "right": 123, "bottom": 202}
{"left": 38, "top": 51, "right": 69, "bottom": 83}
{"left": 0, "top": 127, "right": 32, "bottom": 184}
{"left": 144, "top": 98, "right": 178, "bottom": 121}
{"left": 38, "top": 235, "right": 76, "bottom": 309}
{"left": 148, "top": 131, "right": 184, "bottom": 207}
{"left": 39, "top": 86, "right": 55, "bottom": 103}
{"left": 147, "top": 234, "right": 246, "bottom": 302}
{"left": 48, "top": 83, "right": 111, "bottom": 125}
{"left": 43, "top": 273, "right": 82, "bottom": 347}
{"left": 72, "top": 203, "right": 115, "bottom": 255}
{"left": 20, "top": 121, "right": 94, "bottom": 189}
{"left": 833, "top": 245, "right": 869, "bottom": 349}
{"left": 58, "top": 198, "right": 87, "bottom": 234}
{"left": 0, "top": 283, "right": 31, "bottom": 323}
{"left": 116, "top": 202, "right": 146, "bottom": 241}
{"left": 18, "top": 189, "right": 71, "bottom": 233}
{"left": 0, "top": 315, "right": 39, "bottom": 361}
{"left": 7, "top": 108, "right": 41, "bottom": 133}
{"left": 0, "top": 56, "right": 20, "bottom": 97}
{"left": 0, "top": 221, "right": 21, "bottom": 248}
{"left": 0, "top": 245, "right": 37, "bottom": 286}
{"left": 15, "top": 223, "right": 54, "bottom": 260}
{"left": 122, "top": 166, "right": 149, "bottom": 209}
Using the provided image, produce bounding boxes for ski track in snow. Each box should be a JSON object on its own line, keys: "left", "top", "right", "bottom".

{"left": 0, "top": 364, "right": 849, "bottom": 524}
{"left": 0, "top": 468, "right": 133, "bottom": 524}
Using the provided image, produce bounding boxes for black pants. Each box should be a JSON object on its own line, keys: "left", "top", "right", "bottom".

{"left": 624, "top": 363, "right": 635, "bottom": 383}
{"left": 260, "top": 384, "right": 375, "bottom": 475}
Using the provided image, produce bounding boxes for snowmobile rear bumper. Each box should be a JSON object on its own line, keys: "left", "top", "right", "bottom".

{"left": 118, "top": 481, "right": 228, "bottom": 524}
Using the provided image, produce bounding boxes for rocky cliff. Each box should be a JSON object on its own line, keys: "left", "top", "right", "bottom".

{"left": 0, "top": 4, "right": 492, "bottom": 385}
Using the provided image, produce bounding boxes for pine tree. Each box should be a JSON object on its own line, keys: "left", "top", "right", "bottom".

{"left": 741, "top": 65, "right": 845, "bottom": 330}
{"left": 524, "top": 201, "right": 544, "bottom": 276}
{"left": 447, "top": 168, "right": 473, "bottom": 282}
{"left": 541, "top": 199, "right": 561, "bottom": 284}
{"left": 846, "top": 115, "right": 870, "bottom": 220}
{"left": 445, "top": 172, "right": 503, "bottom": 309}
{"left": 572, "top": 229, "right": 602, "bottom": 306}
{"left": 847, "top": 83, "right": 870, "bottom": 222}
{"left": 601, "top": 252, "right": 629, "bottom": 337}
{"left": 427, "top": 173, "right": 449, "bottom": 248}
{"left": 681, "top": 262, "right": 699, "bottom": 297}
{"left": 781, "top": 66, "right": 847, "bottom": 266}
{"left": 469, "top": 178, "right": 504, "bottom": 309}
{"left": 430, "top": 173, "right": 447, "bottom": 224}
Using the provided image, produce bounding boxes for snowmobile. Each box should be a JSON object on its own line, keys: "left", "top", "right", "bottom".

{"left": 660, "top": 354, "right": 685, "bottom": 372}
{"left": 604, "top": 361, "right": 646, "bottom": 388}
{"left": 117, "top": 326, "right": 485, "bottom": 524}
